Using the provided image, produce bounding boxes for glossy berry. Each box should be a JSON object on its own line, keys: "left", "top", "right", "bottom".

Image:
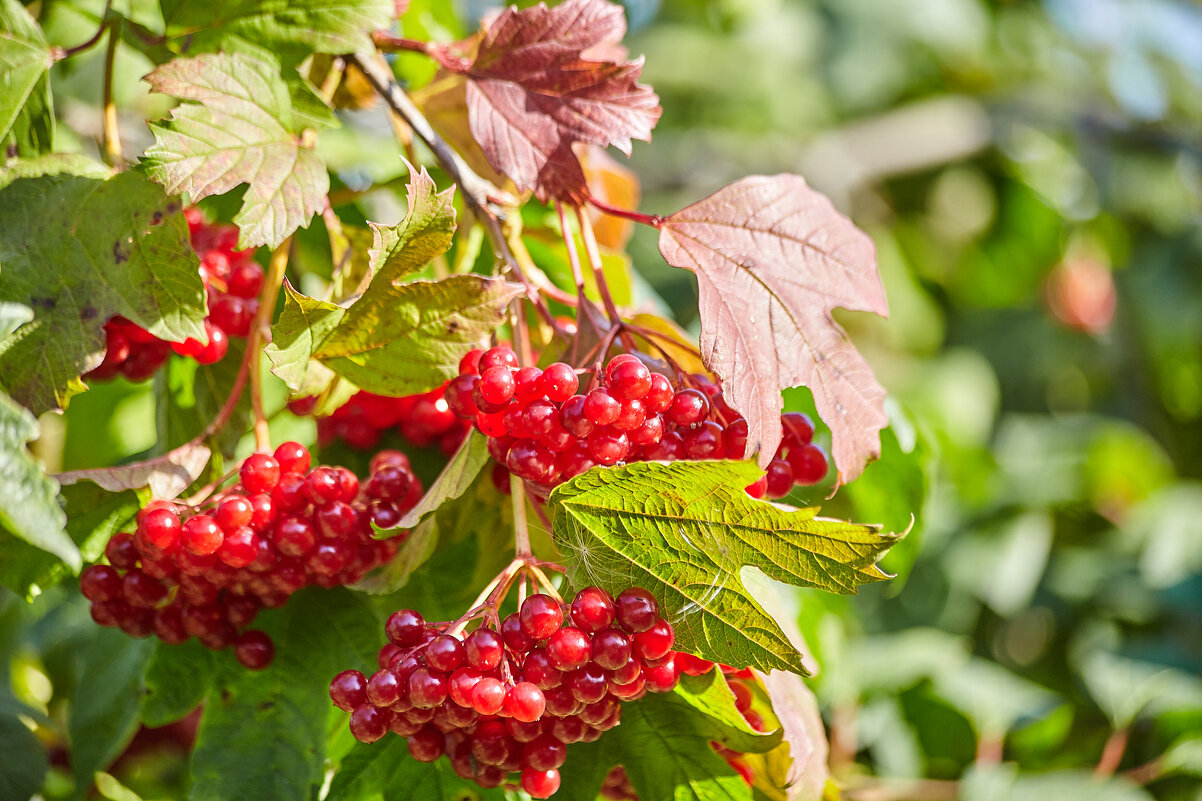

{"left": 465, "top": 628, "right": 504, "bottom": 670}
{"left": 616, "top": 588, "right": 659, "bottom": 633}
{"left": 520, "top": 594, "right": 564, "bottom": 640}
{"left": 571, "top": 587, "right": 616, "bottom": 632}
{"left": 234, "top": 630, "right": 274, "bottom": 669}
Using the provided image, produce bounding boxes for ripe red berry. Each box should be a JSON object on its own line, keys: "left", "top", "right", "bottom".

{"left": 570, "top": 587, "right": 616, "bottom": 632}
{"left": 182, "top": 515, "right": 224, "bottom": 556}
{"left": 138, "top": 507, "right": 181, "bottom": 552}
{"left": 273, "top": 441, "right": 311, "bottom": 474}
{"left": 583, "top": 388, "right": 621, "bottom": 426}
{"left": 80, "top": 565, "right": 123, "bottom": 603}
{"left": 349, "top": 704, "right": 389, "bottom": 743}
{"left": 542, "top": 363, "right": 578, "bottom": 402}
{"left": 520, "top": 595, "right": 564, "bottom": 641}
{"left": 632, "top": 619, "right": 675, "bottom": 661}
{"left": 426, "top": 634, "right": 466, "bottom": 672}
{"left": 522, "top": 768, "right": 561, "bottom": 799}
{"left": 667, "top": 388, "right": 710, "bottom": 426}
{"left": 607, "top": 359, "right": 652, "bottom": 400}
{"left": 478, "top": 345, "right": 518, "bottom": 372}
{"left": 240, "top": 453, "right": 281, "bottom": 494}
{"left": 386, "top": 609, "right": 425, "bottom": 646}
{"left": 465, "top": 628, "right": 504, "bottom": 670}
{"left": 505, "top": 682, "right": 546, "bottom": 722}
{"left": 471, "top": 676, "right": 506, "bottom": 715}
{"left": 546, "top": 627, "right": 591, "bottom": 670}
{"left": 788, "top": 442, "right": 828, "bottom": 484}
{"left": 330, "top": 669, "right": 368, "bottom": 710}
{"left": 234, "top": 630, "right": 274, "bottom": 670}
{"left": 615, "top": 588, "right": 659, "bottom": 633}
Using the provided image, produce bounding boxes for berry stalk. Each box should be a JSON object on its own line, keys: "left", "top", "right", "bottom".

{"left": 248, "top": 237, "right": 292, "bottom": 452}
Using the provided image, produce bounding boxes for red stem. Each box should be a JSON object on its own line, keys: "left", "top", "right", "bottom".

{"left": 371, "top": 32, "right": 432, "bottom": 54}
{"left": 1095, "top": 727, "right": 1130, "bottom": 778}
{"left": 586, "top": 194, "right": 666, "bottom": 229}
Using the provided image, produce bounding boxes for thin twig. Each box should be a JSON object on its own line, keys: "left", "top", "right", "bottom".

{"left": 248, "top": 238, "right": 292, "bottom": 452}
{"left": 1095, "top": 727, "right": 1130, "bottom": 778}
{"left": 511, "top": 474, "right": 532, "bottom": 557}
{"left": 586, "top": 193, "right": 665, "bottom": 228}
{"left": 101, "top": 24, "right": 122, "bottom": 166}
{"left": 371, "top": 32, "right": 432, "bottom": 54}
{"left": 348, "top": 53, "right": 561, "bottom": 329}
{"left": 55, "top": 1, "right": 113, "bottom": 60}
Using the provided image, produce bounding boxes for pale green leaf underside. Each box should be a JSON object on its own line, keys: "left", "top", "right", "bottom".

{"left": 143, "top": 52, "right": 327, "bottom": 249}
{"left": 551, "top": 460, "right": 901, "bottom": 673}
{"left": 394, "top": 429, "right": 490, "bottom": 530}
{"left": 266, "top": 276, "right": 523, "bottom": 397}
{"left": 0, "top": 14, "right": 51, "bottom": 143}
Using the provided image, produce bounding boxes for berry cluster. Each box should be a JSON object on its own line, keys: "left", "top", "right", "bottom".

{"left": 86, "top": 209, "right": 263, "bottom": 382}
{"left": 445, "top": 345, "right": 829, "bottom": 497}
{"left": 599, "top": 665, "right": 765, "bottom": 800}
{"left": 331, "top": 587, "right": 689, "bottom": 798}
{"left": 80, "top": 443, "right": 421, "bottom": 669}
{"left": 288, "top": 385, "right": 470, "bottom": 455}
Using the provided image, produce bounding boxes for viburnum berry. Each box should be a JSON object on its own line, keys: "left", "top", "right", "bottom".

{"left": 333, "top": 586, "right": 694, "bottom": 796}
{"left": 444, "top": 344, "right": 830, "bottom": 500}
{"left": 83, "top": 443, "right": 420, "bottom": 669}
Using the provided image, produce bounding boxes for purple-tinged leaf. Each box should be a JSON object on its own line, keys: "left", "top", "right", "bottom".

{"left": 658, "top": 174, "right": 888, "bottom": 485}
{"left": 58, "top": 441, "right": 210, "bottom": 500}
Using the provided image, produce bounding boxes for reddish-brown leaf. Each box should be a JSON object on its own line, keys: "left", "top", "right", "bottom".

{"left": 445, "top": 0, "right": 660, "bottom": 203}
{"left": 658, "top": 174, "right": 888, "bottom": 485}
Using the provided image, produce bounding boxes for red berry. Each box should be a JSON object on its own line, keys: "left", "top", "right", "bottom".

{"left": 501, "top": 612, "right": 536, "bottom": 652}
{"left": 560, "top": 394, "right": 595, "bottom": 437}
{"left": 138, "top": 507, "right": 181, "bottom": 552}
{"left": 465, "top": 628, "right": 504, "bottom": 670}
{"left": 632, "top": 619, "right": 675, "bottom": 661}
{"left": 591, "top": 628, "right": 633, "bottom": 670}
{"left": 240, "top": 453, "right": 281, "bottom": 494}
{"left": 426, "top": 634, "right": 466, "bottom": 672}
{"left": 607, "top": 359, "right": 652, "bottom": 400}
{"left": 587, "top": 428, "right": 630, "bottom": 465}
{"left": 546, "top": 627, "right": 591, "bottom": 670}
{"left": 471, "top": 676, "right": 506, "bottom": 715}
{"left": 505, "top": 682, "right": 546, "bottom": 722}
{"left": 477, "top": 366, "right": 516, "bottom": 406}
{"left": 227, "top": 260, "right": 264, "bottom": 298}
{"left": 523, "top": 735, "right": 567, "bottom": 771}
{"left": 330, "top": 669, "right": 368, "bottom": 710}
{"left": 520, "top": 595, "right": 564, "bottom": 640}
{"left": 570, "top": 587, "right": 616, "bottom": 632}
{"left": 522, "top": 768, "right": 561, "bottom": 799}
{"left": 682, "top": 421, "right": 724, "bottom": 459}
{"left": 644, "top": 373, "right": 674, "bottom": 413}
{"left": 583, "top": 389, "right": 621, "bottom": 426}
{"left": 764, "top": 459, "right": 794, "bottom": 498}
{"left": 235, "top": 630, "right": 274, "bottom": 670}
{"left": 80, "top": 565, "right": 123, "bottom": 602}
{"left": 478, "top": 345, "right": 518, "bottom": 372}
{"left": 349, "top": 704, "right": 389, "bottom": 743}
{"left": 386, "top": 609, "right": 425, "bottom": 646}
{"left": 667, "top": 389, "right": 710, "bottom": 426}
{"left": 782, "top": 412, "right": 815, "bottom": 446}
{"left": 616, "top": 588, "right": 659, "bottom": 633}
{"left": 407, "top": 724, "right": 445, "bottom": 761}
{"left": 459, "top": 348, "right": 483, "bottom": 375}
{"left": 182, "top": 514, "right": 224, "bottom": 556}
{"left": 105, "top": 532, "right": 138, "bottom": 569}
{"left": 304, "top": 467, "right": 342, "bottom": 506}
{"left": 543, "top": 363, "right": 578, "bottom": 402}
{"left": 273, "top": 441, "right": 311, "bottom": 474}
{"left": 788, "top": 442, "right": 828, "bottom": 484}
{"left": 408, "top": 667, "right": 450, "bottom": 708}
{"left": 215, "top": 496, "right": 254, "bottom": 531}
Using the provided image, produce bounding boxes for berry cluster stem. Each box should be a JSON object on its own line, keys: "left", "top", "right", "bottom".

{"left": 101, "top": 23, "right": 122, "bottom": 166}
{"left": 248, "top": 237, "right": 292, "bottom": 452}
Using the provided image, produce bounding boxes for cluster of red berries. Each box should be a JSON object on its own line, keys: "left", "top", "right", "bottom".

{"left": 86, "top": 209, "right": 262, "bottom": 382}
{"left": 598, "top": 665, "right": 765, "bottom": 800}
{"left": 288, "top": 385, "right": 470, "bottom": 455}
{"left": 330, "top": 587, "right": 693, "bottom": 798}
{"left": 444, "top": 345, "right": 829, "bottom": 497}
{"left": 79, "top": 443, "right": 421, "bottom": 669}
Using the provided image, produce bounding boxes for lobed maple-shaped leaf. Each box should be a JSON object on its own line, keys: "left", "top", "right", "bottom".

{"left": 550, "top": 460, "right": 901, "bottom": 674}
{"left": 143, "top": 52, "right": 328, "bottom": 249}
{"left": 657, "top": 174, "right": 889, "bottom": 485}
{"left": 266, "top": 277, "right": 523, "bottom": 397}
{"left": 0, "top": 162, "right": 207, "bottom": 414}
{"left": 157, "top": 0, "right": 393, "bottom": 59}
{"left": 366, "top": 165, "right": 457, "bottom": 284}
{"left": 444, "top": 0, "right": 661, "bottom": 203}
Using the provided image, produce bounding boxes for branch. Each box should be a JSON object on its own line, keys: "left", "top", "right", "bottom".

{"left": 349, "top": 53, "right": 560, "bottom": 329}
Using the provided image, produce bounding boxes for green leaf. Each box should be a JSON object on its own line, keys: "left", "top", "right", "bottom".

{"left": 188, "top": 588, "right": 379, "bottom": 801}
{"left": 673, "top": 671, "right": 781, "bottom": 754}
{"left": 158, "top": 0, "right": 392, "bottom": 59}
{"left": 558, "top": 691, "right": 754, "bottom": 801}
{"left": 157, "top": 338, "right": 250, "bottom": 457}
{"left": 143, "top": 52, "right": 328, "bottom": 249}
{"left": 960, "top": 765, "right": 1153, "bottom": 801}
{"left": 0, "top": 480, "right": 140, "bottom": 599}
{"left": 266, "top": 276, "right": 523, "bottom": 397}
{"left": 0, "top": 164, "right": 206, "bottom": 414}
{"left": 367, "top": 165, "right": 457, "bottom": 283}
{"left": 0, "top": 0, "right": 54, "bottom": 157}
{"left": 0, "top": 390, "right": 74, "bottom": 568}
{"left": 326, "top": 736, "right": 504, "bottom": 801}
{"left": 95, "top": 772, "right": 145, "bottom": 801}
{"left": 1161, "top": 735, "right": 1202, "bottom": 777}
{"left": 68, "top": 628, "right": 154, "bottom": 797}
{"left": 1076, "top": 650, "right": 1202, "bottom": 729}
{"left": 932, "top": 657, "right": 1059, "bottom": 738}
{"left": 394, "top": 429, "right": 489, "bottom": 530}
{"left": 0, "top": 713, "right": 48, "bottom": 801}
{"left": 550, "top": 460, "right": 901, "bottom": 674}
{"left": 141, "top": 639, "right": 216, "bottom": 727}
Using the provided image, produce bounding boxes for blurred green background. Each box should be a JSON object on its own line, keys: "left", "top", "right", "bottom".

{"left": 7, "top": 0, "right": 1202, "bottom": 799}
{"left": 611, "top": 1, "right": 1202, "bottom": 799}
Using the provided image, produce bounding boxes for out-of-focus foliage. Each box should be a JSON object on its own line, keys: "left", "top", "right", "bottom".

{"left": 3, "top": 0, "right": 1199, "bottom": 799}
